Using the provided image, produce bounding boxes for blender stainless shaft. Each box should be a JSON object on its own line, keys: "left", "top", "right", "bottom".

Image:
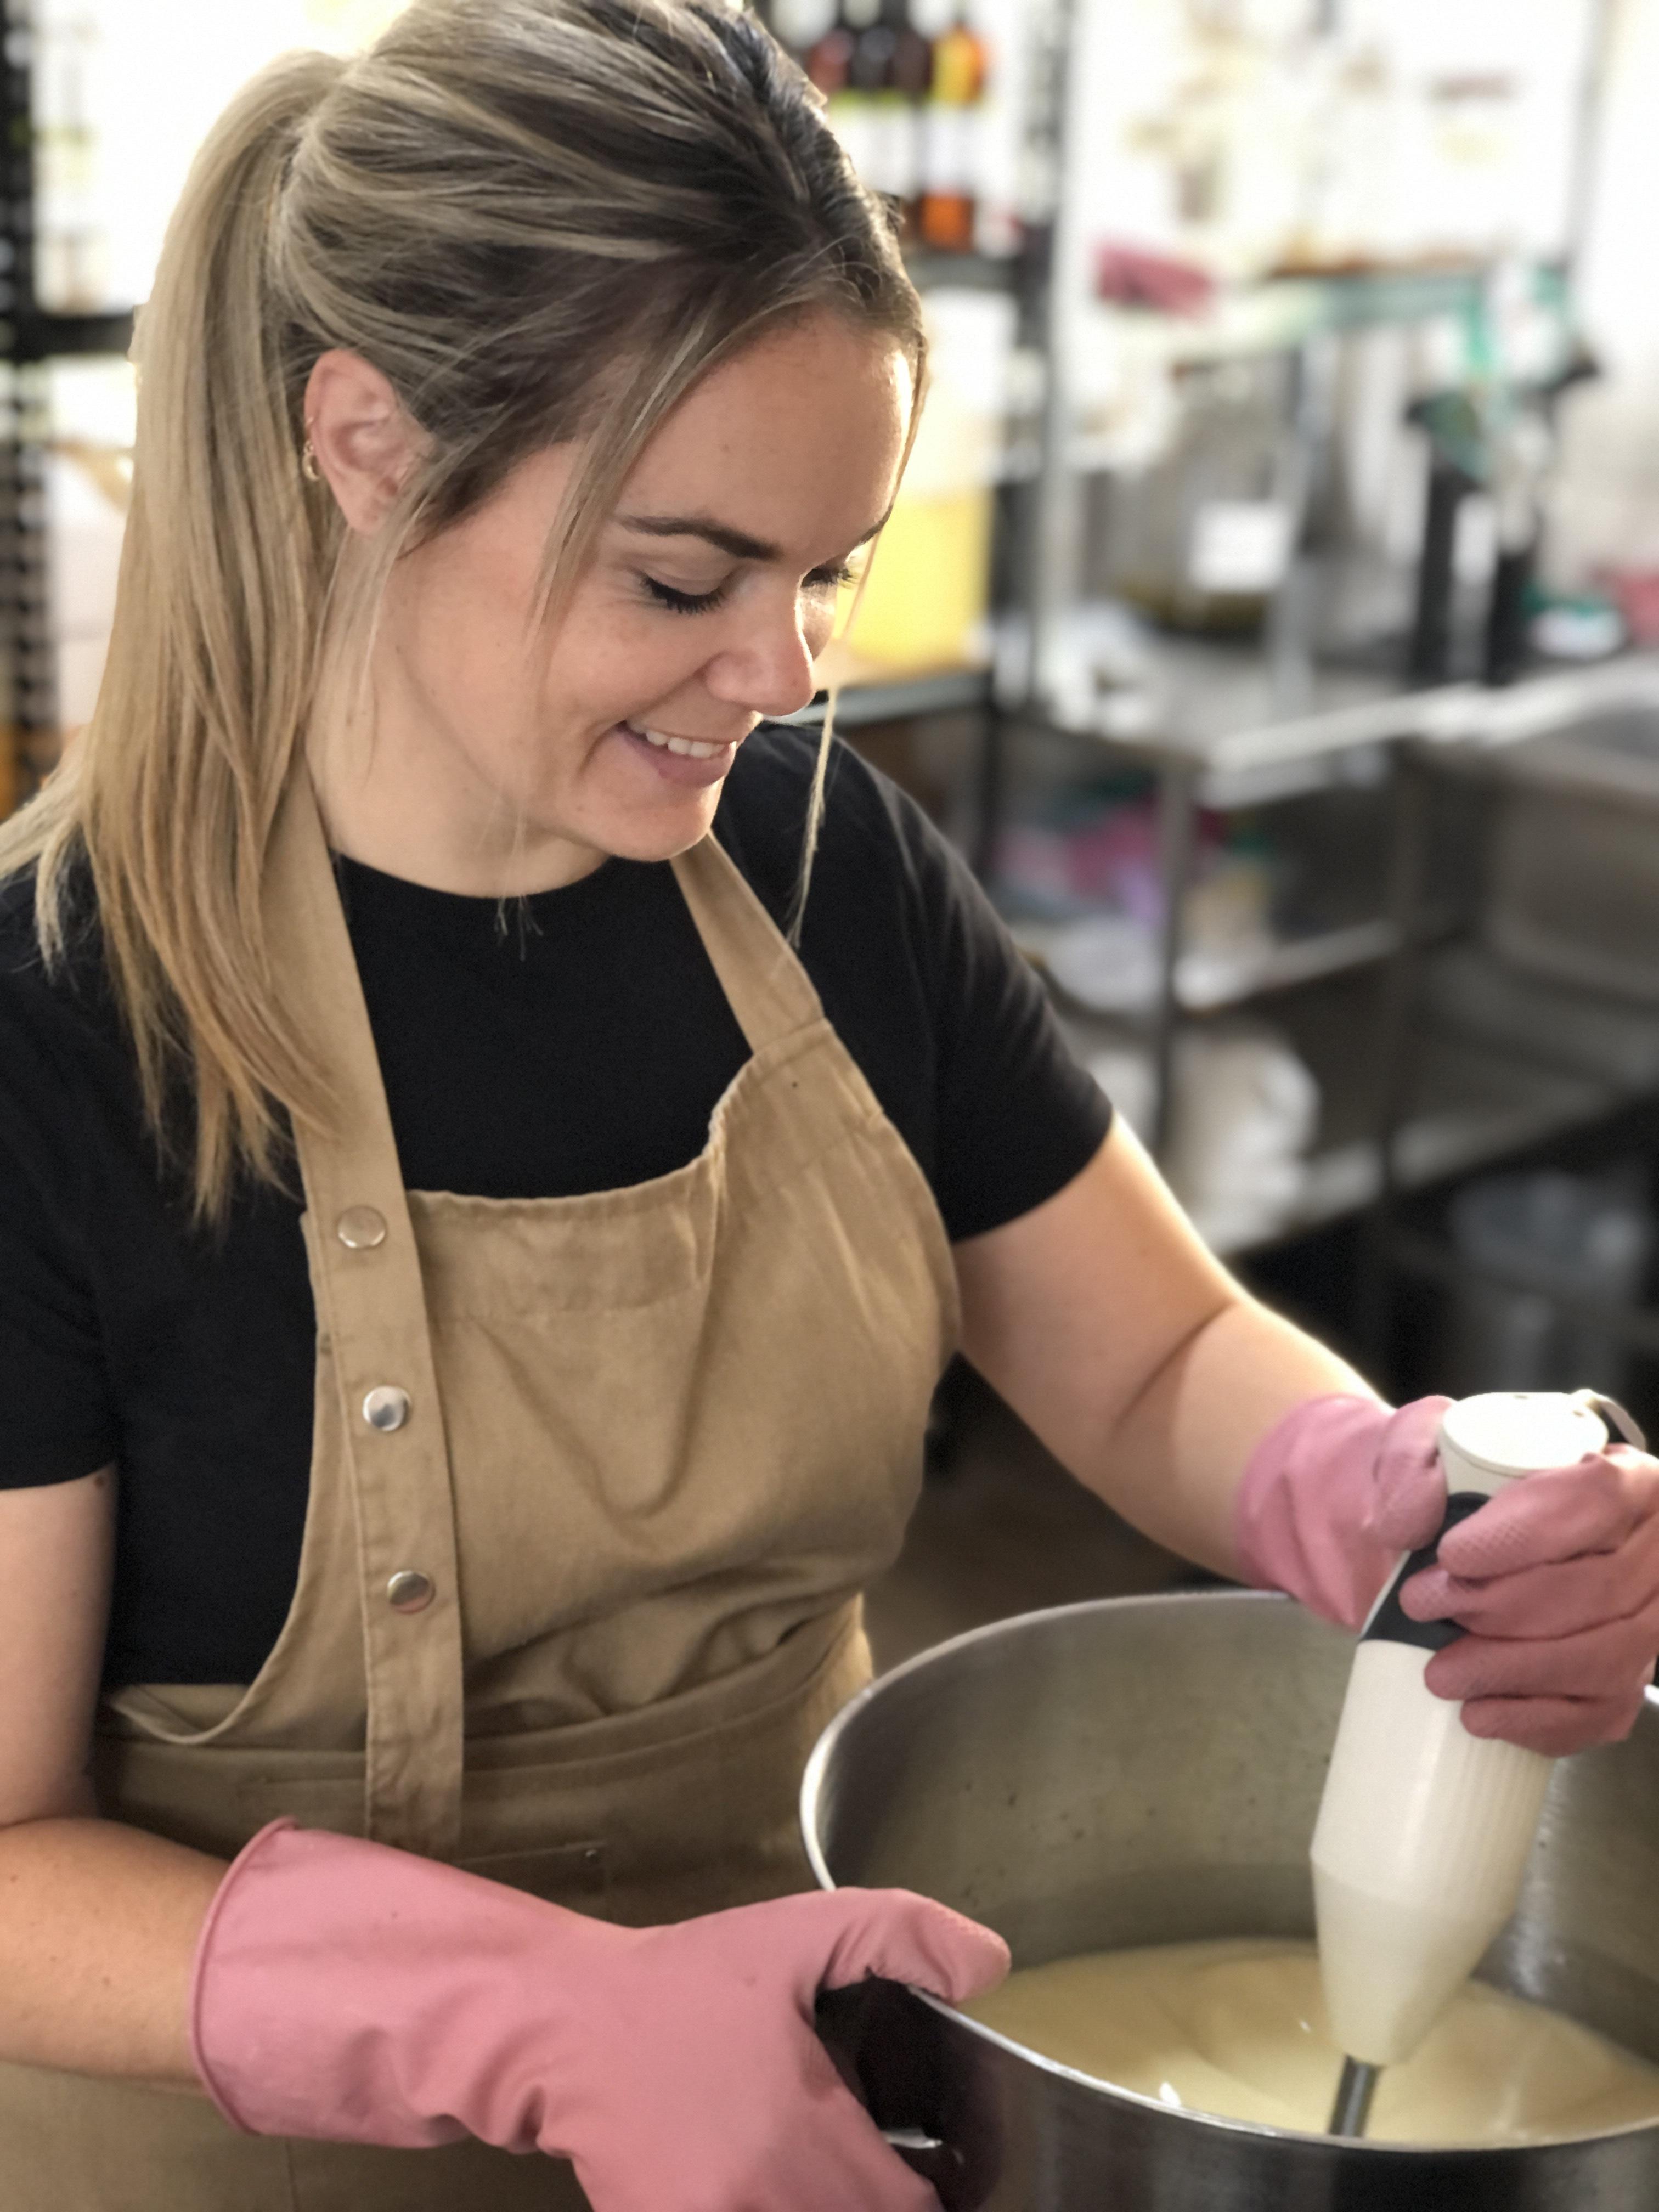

{"left": 1329, "top": 2058, "right": 1380, "bottom": 2137}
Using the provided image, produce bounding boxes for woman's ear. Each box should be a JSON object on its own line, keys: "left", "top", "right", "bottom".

{"left": 303, "top": 349, "right": 423, "bottom": 534}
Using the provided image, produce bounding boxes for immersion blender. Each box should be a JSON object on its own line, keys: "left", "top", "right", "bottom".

{"left": 1311, "top": 1390, "right": 1645, "bottom": 2137}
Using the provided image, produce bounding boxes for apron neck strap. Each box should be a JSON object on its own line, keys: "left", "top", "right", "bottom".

{"left": 670, "top": 833, "right": 825, "bottom": 1056}
{"left": 265, "top": 768, "right": 467, "bottom": 1857}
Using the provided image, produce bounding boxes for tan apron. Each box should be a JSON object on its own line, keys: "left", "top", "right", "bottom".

{"left": 1, "top": 774, "right": 957, "bottom": 2211}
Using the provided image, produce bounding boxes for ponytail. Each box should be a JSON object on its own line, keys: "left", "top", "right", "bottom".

{"left": 2, "top": 52, "right": 348, "bottom": 1214}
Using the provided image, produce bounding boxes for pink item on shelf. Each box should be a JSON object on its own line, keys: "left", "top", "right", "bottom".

{"left": 1094, "top": 241, "right": 1217, "bottom": 316}
{"left": 191, "top": 1821, "right": 1008, "bottom": 2212}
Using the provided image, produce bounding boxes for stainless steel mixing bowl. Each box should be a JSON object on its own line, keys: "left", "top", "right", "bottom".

{"left": 802, "top": 1589, "right": 1659, "bottom": 2210}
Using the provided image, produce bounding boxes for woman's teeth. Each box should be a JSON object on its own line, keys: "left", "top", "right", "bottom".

{"left": 627, "top": 721, "right": 726, "bottom": 761}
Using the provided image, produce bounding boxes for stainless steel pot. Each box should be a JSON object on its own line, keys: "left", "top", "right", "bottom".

{"left": 801, "top": 1590, "right": 1659, "bottom": 2210}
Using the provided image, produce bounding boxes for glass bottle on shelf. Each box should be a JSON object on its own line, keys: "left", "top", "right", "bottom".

{"left": 814, "top": 0, "right": 878, "bottom": 188}
{"left": 886, "top": 0, "right": 933, "bottom": 241}
{"left": 919, "top": 4, "right": 986, "bottom": 254}
{"left": 772, "top": 0, "right": 836, "bottom": 60}
{"left": 804, "top": 0, "right": 855, "bottom": 94}
{"left": 847, "top": 0, "right": 900, "bottom": 204}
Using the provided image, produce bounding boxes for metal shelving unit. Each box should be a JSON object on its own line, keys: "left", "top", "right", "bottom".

{"left": 1001, "top": 653, "right": 1659, "bottom": 1280}
{"left": 961, "top": 2, "right": 1621, "bottom": 1274}
{"left": 1361, "top": 664, "right": 1659, "bottom": 1366}
{"left": 1026, "top": 913, "right": 1410, "bottom": 1025}
{"left": 0, "top": 0, "right": 133, "bottom": 809}
{"left": 771, "top": 7, "right": 1639, "bottom": 1323}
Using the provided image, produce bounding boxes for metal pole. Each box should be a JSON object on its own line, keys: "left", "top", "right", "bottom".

{"left": 1151, "top": 765, "right": 1198, "bottom": 1164}
{"left": 1023, "top": 0, "right": 1081, "bottom": 716}
{"left": 1329, "top": 2057, "right": 1381, "bottom": 2138}
{"left": 1356, "top": 747, "right": 1434, "bottom": 1373}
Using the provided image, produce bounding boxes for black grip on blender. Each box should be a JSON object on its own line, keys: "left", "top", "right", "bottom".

{"left": 1361, "top": 1491, "right": 1489, "bottom": 1653}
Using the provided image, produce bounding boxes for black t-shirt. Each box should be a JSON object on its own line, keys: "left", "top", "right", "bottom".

{"left": 0, "top": 730, "right": 1110, "bottom": 1685}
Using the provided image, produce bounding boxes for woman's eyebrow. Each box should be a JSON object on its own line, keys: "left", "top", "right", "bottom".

{"left": 615, "top": 507, "right": 894, "bottom": 563}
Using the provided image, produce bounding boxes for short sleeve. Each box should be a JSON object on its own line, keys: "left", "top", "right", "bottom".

{"left": 0, "top": 926, "right": 121, "bottom": 1487}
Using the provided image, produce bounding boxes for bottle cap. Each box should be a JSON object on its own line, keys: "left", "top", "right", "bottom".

{"left": 1438, "top": 1391, "right": 1607, "bottom": 1484}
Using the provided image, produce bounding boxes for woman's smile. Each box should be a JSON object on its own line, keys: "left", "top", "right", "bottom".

{"left": 614, "top": 717, "right": 746, "bottom": 788}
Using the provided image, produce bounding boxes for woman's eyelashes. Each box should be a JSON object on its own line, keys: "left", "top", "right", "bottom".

{"left": 637, "top": 562, "right": 856, "bottom": 617}
{"left": 641, "top": 574, "right": 729, "bottom": 615}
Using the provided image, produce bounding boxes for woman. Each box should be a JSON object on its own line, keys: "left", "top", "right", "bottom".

{"left": 3, "top": 3, "right": 1657, "bottom": 2207}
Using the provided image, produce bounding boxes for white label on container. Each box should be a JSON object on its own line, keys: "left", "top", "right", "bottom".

{"left": 1188, "top": 501, "right": 1294, "bottom": 596}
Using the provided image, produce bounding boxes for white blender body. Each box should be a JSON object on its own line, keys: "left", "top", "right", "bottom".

{"left": 1312, "top": 1391, "right": 1639, "bottom": 2074}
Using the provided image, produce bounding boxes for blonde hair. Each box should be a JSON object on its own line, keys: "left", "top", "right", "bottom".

{"left": 0, "top": 0, "right": 923, "bottom": 1222}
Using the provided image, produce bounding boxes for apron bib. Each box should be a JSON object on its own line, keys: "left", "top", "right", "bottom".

{"left": 1, "top": 774, "right": 957, "bottom": 2211}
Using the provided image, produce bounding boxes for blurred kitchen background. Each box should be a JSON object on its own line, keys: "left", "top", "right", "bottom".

{"left": 9, "top": 0, "right": 1659, "bottom": 1661}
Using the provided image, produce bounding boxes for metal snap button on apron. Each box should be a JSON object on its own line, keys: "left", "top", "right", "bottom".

{"left": 337, "top": 1205, "right": 388, "bottom": 1250}
{"left": 387, "top": 1570, "right": 436, "bottom": 1614}
{"left": 363, "top": 1385, "right": 411, "bottom": 1432}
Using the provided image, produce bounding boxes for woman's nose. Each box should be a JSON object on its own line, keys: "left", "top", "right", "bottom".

{"left": 702, "top": 603, "right": 820, "bottom": 721}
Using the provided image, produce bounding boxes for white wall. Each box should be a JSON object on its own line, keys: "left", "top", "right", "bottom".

{"left": 1578, "top": 0, "right": 1659, "bottom": 374}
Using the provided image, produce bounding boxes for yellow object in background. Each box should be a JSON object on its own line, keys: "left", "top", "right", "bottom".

{"left": 842, "top": 487, "right": 995, "bottom": 673}
{"left": 833, "top": 286, "right": 1013, "bottom": 676}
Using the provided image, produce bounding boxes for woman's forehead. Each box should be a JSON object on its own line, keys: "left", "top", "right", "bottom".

{"left": 618, "top": 319, "right": 912, "bottom": 559}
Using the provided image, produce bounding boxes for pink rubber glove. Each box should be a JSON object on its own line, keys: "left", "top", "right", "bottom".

{"left": 191, "top": 1821, "right": 1009, "bottom": 2212}
{"left": 1234, "top": 1393, "right": 1659, "bottom": 1757}
{"left": 1402, "top": 1442, "right": 1659, "bottom": 1756}
{"left": 1232, "top": 1393, "right": 1451, "bottom": 1630}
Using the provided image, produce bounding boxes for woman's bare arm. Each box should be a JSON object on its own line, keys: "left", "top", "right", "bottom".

{"left": 0, "top": 1469, "right": 224, "bottom": 2085}
{"left": 954, "top": 1121, "right": 1374, "bottom": 1577}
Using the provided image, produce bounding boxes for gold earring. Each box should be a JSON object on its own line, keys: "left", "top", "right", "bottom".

{"left": 301, "top": 435, "right": 321, "bottom": 483}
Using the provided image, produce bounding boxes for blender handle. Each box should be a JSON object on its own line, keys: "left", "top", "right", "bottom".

{"left": 882, "top": 2126, "right": 963, "bottom": 2193}
{"left": 1573, "top": 1392, "right": 1647, "bottom": 1452}
{"left": 815, "top": 1979, "right": 970, "bottom": 2206}
{"left": 1363, "top": 1392, "right": 1650, "bottom": 1655}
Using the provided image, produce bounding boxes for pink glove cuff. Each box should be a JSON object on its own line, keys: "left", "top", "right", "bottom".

{"left": 190, "top": 1819, "right": 483, "bottom": 2146}
{"left": 1233, "top": 1393, "right": 1450, "bottom": 1630}
{"left": 189, "top": 1820, "right": 294, "bottom": 2136}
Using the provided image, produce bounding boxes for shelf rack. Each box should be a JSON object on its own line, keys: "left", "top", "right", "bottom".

{"left": 1358, "top": 661, "right": 1659, "bottom": 1367}
{"left": 1072, "top": 261, "right": 1563, "bottom": 392}
{"left": 0, "top": 0, "right": 134, "bottom": 809}
{"left": 1003, "top": 649, "right": 1659, "bottom": 1276}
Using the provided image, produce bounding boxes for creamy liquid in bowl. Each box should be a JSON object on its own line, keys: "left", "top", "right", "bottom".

{"left": 961, "top": 1938, "right": 1659, "bottom": 2145}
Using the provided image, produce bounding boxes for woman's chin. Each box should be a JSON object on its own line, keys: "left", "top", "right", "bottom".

{"left": 549, "top": 784, "right": 725, "bottom": 870}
